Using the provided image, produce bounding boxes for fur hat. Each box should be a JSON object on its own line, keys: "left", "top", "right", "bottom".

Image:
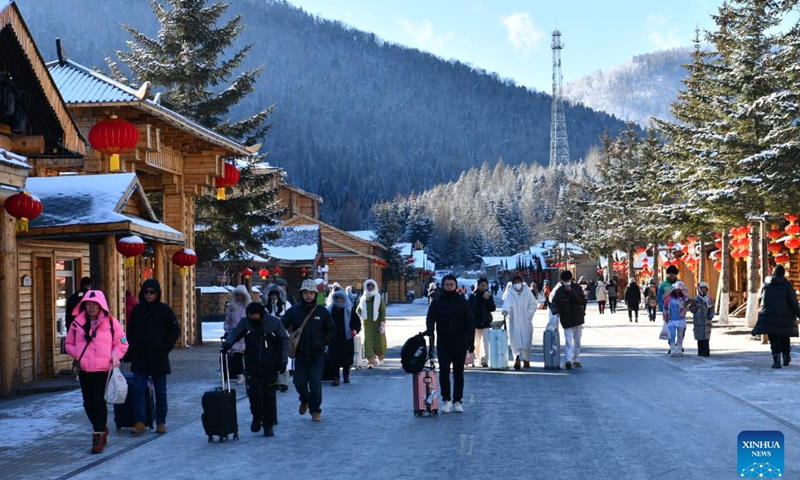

{"left": 698, "top": 281, "right": 709, "bottom": 289}
{"left": 300, "top": 279, "right": 317, "bottom": 293}
{"left": 666, "top": 265, "right": 679, "bottom": 275}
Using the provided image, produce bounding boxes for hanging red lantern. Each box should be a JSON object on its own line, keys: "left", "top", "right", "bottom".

{"left": 785, "top": 213, "right": 798, "bottom": 223}
{"left": 242, "top": 267, "right": 254, "bottom": 280}
{"left": 214, "top": 162, "right": 240, "bottom": 200}
{"left": 767, "top": 242, "right": 783, "bottom": 256}
{"left": 775, "top": 253, "right": 790, "bottom": 265}
{"left": 272, "top": 266, "right": 282, "bottom": 277}
{"left": 300, "top": 267, "right": 308, "bottom": 277}
{"left": 786, "top": 223, "right": 800, "bottom": 236}
{"left": 116, "top": 235, "right": 146, "bottom": 267}
{"left": 326, "top": 257, "right": 335, "bottom": 264}
{"left": 768, "top": 225, "right": 783, "bottom": 241}
{"left": 4, "top": 191, "right": 43, "bottom": 232}
{"left": 259, "top": 268, "right": 270, "bottom": 280}
{"left": 172, "top": 248, "right": 198, "bottom": 275}
{"left": 785, "top": 236, "right": 800, "bottom": 253}
{"left": 88, "top": 115, "right": 139, "bottom": 172}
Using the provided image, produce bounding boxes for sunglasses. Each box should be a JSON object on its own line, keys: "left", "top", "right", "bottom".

{"left": 144, "top": 289, "right": 157, "bottom": 295}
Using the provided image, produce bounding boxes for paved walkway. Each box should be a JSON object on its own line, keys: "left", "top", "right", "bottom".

{"left": 2, "top": 299, "right": 798, "bottom": 479}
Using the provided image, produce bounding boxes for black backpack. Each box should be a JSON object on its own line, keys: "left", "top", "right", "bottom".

{"left": 400, "top": 333, "right": 428, "bottom": 374}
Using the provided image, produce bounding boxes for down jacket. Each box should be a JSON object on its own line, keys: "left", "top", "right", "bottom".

{"left": 65, "top": 290, "right": 128, "bottom": 372}
{"left": 753, "top": 274, "right": 800, "bottom": 337}
{"left": 223, "top": 312, "right": 288, "bottom": 379}
{"left": 223, "top": 285, "right": 250, "bottom": 353}
{"left": 126, "top": 279, "right": 180, "bottom": 375}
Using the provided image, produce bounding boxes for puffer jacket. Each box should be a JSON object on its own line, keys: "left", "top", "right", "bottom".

{"left": 65, "top": 290, "right": 128, "bottom": 372}
{"left": 753, "top": 274, "right": 800, "bottom": 337}
{"left": 426, "top": 290, "right": 475, "bottom": 348}
{"left": 549, "top": 281, "right": 587, "bottom": 329}
{"left": 224, "top": 313, "right": 288, "bottom": 378}
{"left": 468, "top": 289, "right": 496, "bottom": 329}
{"left": 282, "top": 302, "right": 336, "bottom": 360}
{"left": 223, "top": 285, "right": 250, "bottom": 352}
{"left": 126, "top": 279, "right": 180, "bottom": 375}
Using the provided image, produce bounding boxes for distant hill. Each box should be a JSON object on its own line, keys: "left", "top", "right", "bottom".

{"left": 565, "top": 48, "right": 691, "bottom": 126}
{"left": 18, "top": 0, "right": 630, "bottom": 228}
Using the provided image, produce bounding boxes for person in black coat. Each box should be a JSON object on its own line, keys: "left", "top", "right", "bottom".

{"left": 326, "top": 290, "right": 361, "bottom": 385}
{"left": 126, "top": 278, "right": 180, "bottom": 435}
{"left": 222, "top": 302, "right": 288, "bottom": 437}
{"left": 624, "top": 279, "right": 642, "bottom": 323}
{"left": 550, "top": 271, "right": 587, "bottom": 369}
{"left": 753, "top": 265, "right": 800, "bottom": 368}
{"left": 425, "top": 274, "right": 475, "bottom": 414}
{"left": 468, "top": 277, "right": 495, "bottom": 367}
{"left": 282, "top": 279, "right": 336, "bottom": 422}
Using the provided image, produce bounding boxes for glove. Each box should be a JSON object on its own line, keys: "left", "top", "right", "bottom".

{"left": 350, "top": 329, "right": 357, "bottom": 339}
{"left": 378, "top": 322, "right": 386, "bottom": 334}
{"left": 219, "top": 345, "right": 229, "bottom": 354}
{"left": 279, "top": 363, "right": 287, "bottom": 374}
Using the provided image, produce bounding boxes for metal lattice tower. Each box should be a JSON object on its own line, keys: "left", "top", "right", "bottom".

{"left": 549, "top": 30, "right": 570, "bottom": 168}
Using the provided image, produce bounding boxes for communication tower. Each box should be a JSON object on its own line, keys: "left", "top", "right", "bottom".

{"left": 549, "top": 30, "right": 570, "bottom": 168}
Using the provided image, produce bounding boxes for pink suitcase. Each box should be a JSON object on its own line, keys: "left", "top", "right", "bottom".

{"left": 412, "top": 335, "right": 438, "bottom": 417}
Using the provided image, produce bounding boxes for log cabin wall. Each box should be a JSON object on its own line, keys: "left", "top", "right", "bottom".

{"left": 17, "top": 240, "right": 89, "bottom": 383}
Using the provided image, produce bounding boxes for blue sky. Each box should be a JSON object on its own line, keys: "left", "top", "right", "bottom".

{"left": 286, "top": 0, "right": 721, "bottom": 92}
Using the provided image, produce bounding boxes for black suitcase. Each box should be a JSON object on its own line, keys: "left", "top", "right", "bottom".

{"left": 114, "top": 372, "right": 155, "bottom": 430}
{"left": 201, "top": 353, "right": 239, "bottom": 442}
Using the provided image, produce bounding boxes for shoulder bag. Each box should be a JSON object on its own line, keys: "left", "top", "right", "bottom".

{"left": 288, "top": 307, "right": 316, "bottom": 359}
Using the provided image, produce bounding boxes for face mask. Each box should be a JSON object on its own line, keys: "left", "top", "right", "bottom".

{"left": 513, "top": 284, "right": 523, "bottom": 292}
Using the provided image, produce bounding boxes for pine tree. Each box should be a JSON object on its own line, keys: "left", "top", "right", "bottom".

{"left": 110, "top": 0, "right": 282, "bottom": 262}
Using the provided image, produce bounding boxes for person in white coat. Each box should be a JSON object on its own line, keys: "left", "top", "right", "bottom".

{"left": 595, "top": 280, "right": 608, "bottom": 314}
{"left": 501, "top": 275, "right": 538, "bottom": 370}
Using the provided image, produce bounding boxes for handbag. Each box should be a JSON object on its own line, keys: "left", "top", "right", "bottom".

{"left": 104, "top": 354, "right": 128, "bottom": 404}
{"left": 288, "top": 307, "right": 316, "bottom": 359}
{"left": 658, "top": 322, "right": 670, "bottom": 340}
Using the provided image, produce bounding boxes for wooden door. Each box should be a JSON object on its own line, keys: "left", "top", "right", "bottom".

{"left": 33, "top": 258, "right": 54, "bottom": 379}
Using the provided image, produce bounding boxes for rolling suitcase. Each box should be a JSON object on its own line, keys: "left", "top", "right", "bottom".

{"left": 412, "top": 335, "right": 438, "bottom": 417}
{"left": 543, "top": 329, "right": 561, "bottom": 370}
{"left": 113, "top": 372, "right": 155, "bottom": 430}
{"left": 353, "top": 333, "right": 365, "bottom": 370}
{"left": 201, "top": 352, "right": 239, "bottom": 443}
{"left": 488, "top": 317, "right": 509, "bottom": 370}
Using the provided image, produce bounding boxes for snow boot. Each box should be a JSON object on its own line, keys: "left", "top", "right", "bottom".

{"left": 772, "top": 354, "right": 782, "bottom": 369}
{"left": 251, "top": 416, "right": 261, "bottom": 433}
{"left": 263, "top": 424, "right": 274, "bottom": 437}
{"left": 91, "top": 432, "right": 104, "bottom": 454}
{"left": 100, "top": 426, "right": 109, "bottom": 448}
{"left": 783, "top": 352, "right": 791, "bottom": 366}
{"left": 343, "top": 369, "right": 350, "bottom": 384}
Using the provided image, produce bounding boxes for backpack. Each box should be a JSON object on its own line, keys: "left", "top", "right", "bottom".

{"left": 400, "top": 333, "right": 428, "bottom": 374}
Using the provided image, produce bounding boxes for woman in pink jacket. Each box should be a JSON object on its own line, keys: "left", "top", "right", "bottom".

{"left": 65, "top": 290, "right": 128, "bottom": 454}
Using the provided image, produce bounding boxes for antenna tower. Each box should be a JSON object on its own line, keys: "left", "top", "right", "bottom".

{"left": 549, "top": 30, "right": 570, "bottom": 168}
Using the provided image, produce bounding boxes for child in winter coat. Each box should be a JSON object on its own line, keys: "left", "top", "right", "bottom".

{"left": 662, "top": 281, "right": 690, "bottom": 357}
{"left": 689, "top": 281, "right": 714, "bottom": 357}
{"left": 224, "top": 285, "right": 250, "bottom": 384}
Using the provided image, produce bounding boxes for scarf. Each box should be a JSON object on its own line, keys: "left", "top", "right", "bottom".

{"left": 327, "top": 291, "right": 353, "bottom": 340}
{"left": 360, "top": 279, "right": 382, "bottom": 321}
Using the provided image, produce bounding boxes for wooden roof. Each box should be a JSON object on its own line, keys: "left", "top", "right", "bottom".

{"left": 0, "top": 2, "right": 85, "bottom": 157}
{"left": 282, "top": 214, "right": 387, "bottom": 258}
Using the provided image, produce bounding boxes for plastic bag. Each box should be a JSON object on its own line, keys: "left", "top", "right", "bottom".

{"left": 658, "top": 322, "right": 670, "bottom": 341}
{"left": 546, "top": 311, "right": 559, "bottom": 331}
{"left": 104, "top": 367, "right": 128, "bottom": 404}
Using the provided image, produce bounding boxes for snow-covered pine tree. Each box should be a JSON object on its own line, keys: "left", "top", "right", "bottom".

{"left": 110, "top": 0, "right": 282, "bottom": 262}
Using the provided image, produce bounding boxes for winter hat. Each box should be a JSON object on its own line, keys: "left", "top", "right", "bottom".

{"left": 666, "top": 265, "right": 679, "bottom": 275}
{"left": 560, "top": 271, "right": 573, "bottom": 281}
{"left": 300, "top": 279, "right": 317, "bottom": 293}
{"left": 275, "top": 278, "right": 289, "bottom": 288}
{"left": 773, "top": 265, "right": 786, "bottom": 277}
{"left": 698, "top": 281, "right": 709, "bottom": 289}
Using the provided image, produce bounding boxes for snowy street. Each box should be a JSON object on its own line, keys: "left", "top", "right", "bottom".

{"left": 3, "top": 299, "right": 799, "bottom": 479}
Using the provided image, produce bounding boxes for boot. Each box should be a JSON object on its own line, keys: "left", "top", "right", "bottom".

{"left": 523, "top": 360, "right": 530, "bottom": 369}
{"left": 783, "top": 352, "right": 791, "bottom": 366}
{"left": 513, "top": 356, "right": 521, "bottom": 371}
{"left": 263, "top": 424, "right": 274, "bottom": 437}
{"left": 251, "top": 416, "right": 261, "bottom": 433}
{"left": 130, "top": 421, "right": 146, "bottom": 435}
{"left": 331, "top": 369, "right": 340, "bottom": 386}
{"left": 773, "top": 354, "right": 782, "bottom": 369}
{"left": 343, "top": 369, "right": 350, "bottom": 384}
{"left": 100, "top": 426, "right": 109, "bottom": 448}
{"left": 91, "top": 432, "right": 104, "bottom": 454}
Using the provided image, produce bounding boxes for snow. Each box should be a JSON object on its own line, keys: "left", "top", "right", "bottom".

{"left": 24, "top": 174, "right": 182, "bottom": 237}
{"left": 263, "top": 244, "right": 317, "bottom": 261}
{"left": 118, "top": 235, "right": 144, "bottom": 244}
{"left": 348, "top": 230, "right": 376, "bottom": 242}
{"left": 197, "top": 286, "right": 230, "bottom": 294}
{"left": 0, "top": 147, "right": 31, "bottom": 170}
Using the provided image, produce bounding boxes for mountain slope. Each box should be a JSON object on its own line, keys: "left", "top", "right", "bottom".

{"left": 565, "top": 48, "right": 691, "bottom": 126}
{"left": 18, "top": 0, "right": 630, "bottom": 227}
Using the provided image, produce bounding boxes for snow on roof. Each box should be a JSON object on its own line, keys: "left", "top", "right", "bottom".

{"left": 24, "top": 173, "right": 181, "bottom": 236}
{"left": 0, "top": 148, "right": 31, "bottom": 170}
{"left": 348, "top": 230, "right": 376, "bottom": 242}
{"left": 262, "top": 225, "right": 319, "bottom": 261}
{"left": 197, "top": 286, "right": 230, "bottom": 294}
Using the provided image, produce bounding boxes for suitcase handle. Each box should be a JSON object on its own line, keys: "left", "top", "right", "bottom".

{"left": 426, "top": 333, "right": 436, "bottom": 370}
{"left": 219, "top": 351, "right": 232, "bottom": 392}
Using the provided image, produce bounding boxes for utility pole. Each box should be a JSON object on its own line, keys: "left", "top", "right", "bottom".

{"left": 549, "top": 30, "right": 570, "bottom": 168}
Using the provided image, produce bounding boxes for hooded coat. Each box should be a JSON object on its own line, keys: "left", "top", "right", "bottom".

{"left": 356, "top": 279, "right": 386, "bottom": 357}
{"left": 224, "top": 285, "right": 250, "bottom": 353}
{"left": 261, "top": 283, "right": 291, "bottom": 317}
{"left": 468, "top": 288, "right": 496, "bottom": 329}
{"left": 550, "top": 280, "right": 587, "bottom": 329}
{"left": 65, "top": 290, "right": 128, "bottom": 372}
{"left": 690, "top": 292, "right": 714, "bottom": 341}
{"left": 753, "top": 273, "right": 800, "bottom": 337}
{"left": 126, "top": 279, "right": 180, "bottom": 375}
{"left": 662, "top": 281, "right": 690, "bottom": 326}
{"left": 595, "top": 281, "right": 608, "bottom": 302}
{"left": 326, "top": 290, "right": 362, "bottom": 367}
{"left": 502, "top": 283, "right": 538, "bottom": 351}
{"left": 624, "top": 282, "right": 641, "bottom": 307}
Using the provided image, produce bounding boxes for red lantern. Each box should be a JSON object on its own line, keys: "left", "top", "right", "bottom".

{"left": 326, "top": 257, "right": 335, "bottom": 264}
{"left": 259, "top": 268, "right": 269, "bottom": 280}
{"left": 767, "top": 242, "right": 783, "bottom": 256}
{"left": 786, "top": 224, "right": 800, "bottom": 236}
{"left": 272, "top": 266, "right": 282, "bottom": 277}
{"left": 300, "top": 267, "right": 308, "bottom": 277}
{"left": 116, "top": 235, "right": 146, "bottom": 267}
{"left": 242, "top": 267, "right": 254, "bottom": 280}
{"left": 785, "top": 214, "right": 798, "bottom": 223}
{"left": 4, "top": 191, "right": 43, "bottom": 232}
{"left": 786, "top": 236, "right": 800, "bottom": 253}
{"left": 214, "top": 162, "right": 240, "bottom": 200}
{"left": 713, "top": 260, "right": 722, "bottom": 271}
{"left": 172, "top": 248, "right": 198, "bottom": 275}
{"left": 775, "top": 253, "right": 790, "bottom": 265}
{"left": 88, "top": 115, "right": 139, "bottom": 172}
{"left": 768, "top": 226, "right": 783, "bottom": 241}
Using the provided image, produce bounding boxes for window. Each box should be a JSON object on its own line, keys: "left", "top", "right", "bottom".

{"left": 55, "top": 259, "right": 76, "bottom": 337}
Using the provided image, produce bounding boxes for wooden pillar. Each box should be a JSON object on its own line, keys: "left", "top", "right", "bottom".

{"left": 154, "top": 242, "right": 165, "bottom": 293}
{"left": 162, "top": 179, "right": 196, "bottom": 347}
{"left": 102, "top": 234, "right": 119, "bottom": 318}
{"left": 0, "top": 209, "right": 19, "bottom": 396}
